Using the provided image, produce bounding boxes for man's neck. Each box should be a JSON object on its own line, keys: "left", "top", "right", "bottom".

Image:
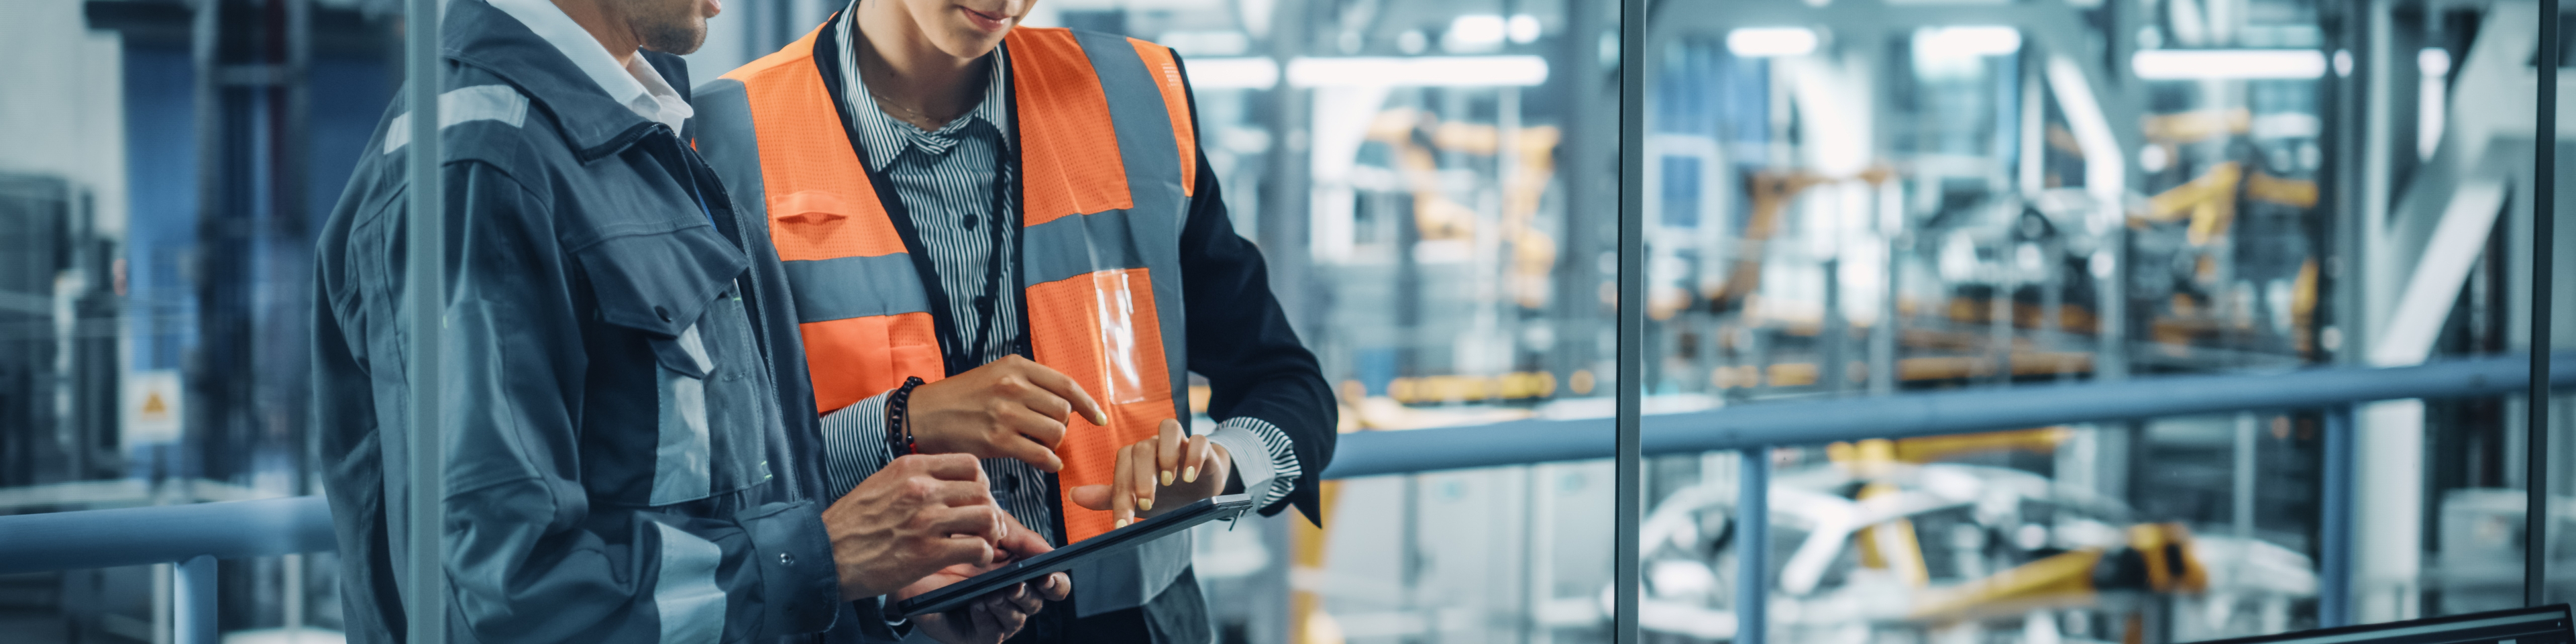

{"left": 852, "top": 2, "right": 987, "bottom": 127}
{"left": 549, "top": 0, "right": 641, "bottom": 66}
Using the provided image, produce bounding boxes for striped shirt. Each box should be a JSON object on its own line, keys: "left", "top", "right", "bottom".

{"left": 812, "top": 7, "right": 1301, "bottom": 547}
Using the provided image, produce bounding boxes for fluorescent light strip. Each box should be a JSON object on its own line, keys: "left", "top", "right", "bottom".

{"left": 1914, "top": 26, "right": 2021, "bottom": 58}
{"left": 2132, "top": 49, "right": 2327, "bottom": 80}
{"left": 1185, "top": 57, "right": 1280, "bottom": 90}
{"left": 1285, "top": 56, "right": 1550, "bottom": 87}
{"left": 1727, "top": 28, "right": 1818, "bottom": 58}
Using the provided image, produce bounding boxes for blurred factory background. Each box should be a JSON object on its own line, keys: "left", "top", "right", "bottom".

{"left": 1, "top": 0, "right": 2572, "bottom": 642}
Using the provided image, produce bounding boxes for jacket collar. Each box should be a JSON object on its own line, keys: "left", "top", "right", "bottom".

{"left": 441, "top": 0, "right": 685, "bottom": 160}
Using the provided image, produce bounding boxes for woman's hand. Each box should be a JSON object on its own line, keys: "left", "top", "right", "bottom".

{"left": 904, "top": 356, "right": 1107, "bottom": 472}
{"left": 1070, "top": 419, "right": 1232, "bottom": 527}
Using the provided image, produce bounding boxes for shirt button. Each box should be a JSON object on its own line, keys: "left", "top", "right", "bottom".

{"left": 655, "top": 305, "right": 672, "bottom": 322}
{"left": 779, "top": 552, "right": 795, "bottom": 566}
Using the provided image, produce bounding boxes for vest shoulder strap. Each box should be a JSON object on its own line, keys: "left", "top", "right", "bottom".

{"left": 715, "top": 24, "right": 905, "bottom": 262}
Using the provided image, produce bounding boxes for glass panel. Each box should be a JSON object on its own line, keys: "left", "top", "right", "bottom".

{"left": 1620, "top": 0, "right": 2548, "bottom": 642}
{"left": 1, "top": 0, "right": 2569, "bottom": 641}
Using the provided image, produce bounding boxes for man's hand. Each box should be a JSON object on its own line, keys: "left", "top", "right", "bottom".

{"left": 892, "top": 513, "right": 1074, "bottom": 644}
{"left": 906, "top": 356, "right": 1108, "bottom": 472}
{"left": 1070, "top": 419, "right": 1232, "bottom": 527}
{"left": 823, "top": 453, "right": 1011, "bottom": 600}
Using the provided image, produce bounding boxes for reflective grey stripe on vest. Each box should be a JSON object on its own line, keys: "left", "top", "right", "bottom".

{"left": 1040, "top": 32, "right": 1192, "bottom": 428}
{"left": 651, "top": 325, "right": 715, "bottom": 506}
{"left": 1044, "top": 34, "right": 1198, "bottom": 615}
{"left": 651, "top": 521, "right": 726, "bottom": 644}
{"left": 1021, "top": 208, "right": 1154, "bottom": 284}
{"left": 782, "top": 254, "right": 935, "bottom": 322}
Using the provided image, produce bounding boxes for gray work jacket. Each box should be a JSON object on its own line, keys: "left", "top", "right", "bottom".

{"left": 311, "top": 1, "right": 900, "bottom": 641}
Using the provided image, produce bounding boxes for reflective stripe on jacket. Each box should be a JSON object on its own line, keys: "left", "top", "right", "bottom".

{"left": 692, "top": 24, "right": 1198, "bottom": 544}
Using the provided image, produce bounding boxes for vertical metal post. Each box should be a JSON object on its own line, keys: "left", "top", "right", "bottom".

{"left": 2235, "top": 413, "right": 2257, "bottom": 543}
{"left": 2319, "top": 405, "right": 2355, "bottom": 627}
{"left": 174, "top": 555, "right": 216, "bottom": 644}
{"left": 1822, "top": 258, "right": 1846, "bottom": 392}
{"left": 404, "top": 0, "right": 448, "bottom": 641}
{"left": 2529, "top": 0, "right": 2558, "bottom": 610}
{"left": 1735, "top": 448, "right": 1769, "bottom": 644}
{"left": 1612, "top": 0, "right": 1646, "bottom": 637}
{"left": 284, "top": 553, "right": 304, "bottom": 640}
{"left": 153, "top": 562, "right": 171, "bottom": 644}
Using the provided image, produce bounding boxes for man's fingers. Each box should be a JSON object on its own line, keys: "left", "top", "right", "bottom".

{"left": 1156, "top": 419, "right": 1183, "bottom": 486}
{"left": 1128, "top": 441, "right": 1157, "bottom": 513}
{"left": 1042, "top": 572, "right": 1073, "bottom": 601}
{"left": 922, "top": 478, "right": 1000, "bottom": 508}
{"left": 1017, "top": 360, "right": 1108, "bottom": 426}
{"left": 897, "top": 453, "right": 988, "bottom": 484}
{"left": 923, "top": 505, "right": 1006, "bottom": 543}
{"left": 975, "top": 598, "right": 1010, "bottom": 637}
{"left": 1110, "top": 449, "right": 1135, "bottom": 527}
{"left": 1183, "top": 435, "right": 1210, "bottom": 484}
{"left": 965, "top": 601, "right": 1002, "bottom": 639}
{"left": 988, "top": 592, "right": 1030, "bottom": 636}
{"left": 928, "top": 535, "right": 998, "bottom": 570}
{"left": 1009, "top": 582, "right": 1045, "bottom": 614}
{"left": 995, "top": 521, "right": 1057, "bottom": 561}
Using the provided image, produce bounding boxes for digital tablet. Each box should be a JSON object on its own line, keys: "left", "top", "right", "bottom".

{"left": 894, "top": 494, "right": 1255, "bottom": 617}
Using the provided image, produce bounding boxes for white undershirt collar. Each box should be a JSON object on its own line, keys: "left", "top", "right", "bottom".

{"left": 486, "top": 0, "right": 694, "bottom": 133}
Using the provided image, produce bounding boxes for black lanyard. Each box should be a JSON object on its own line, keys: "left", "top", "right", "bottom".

{"left": 817, "top": 16, "right": 1025, "bottom": 374}
{"left": 959, "top": 135, "right": 1014, "bottom": 363}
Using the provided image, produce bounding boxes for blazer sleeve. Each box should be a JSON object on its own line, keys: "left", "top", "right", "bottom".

{"left": 1171, "top": 55, "right": 1339, "bottom": 523}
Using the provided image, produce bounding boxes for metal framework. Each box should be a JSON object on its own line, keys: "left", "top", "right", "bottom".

{"left": 402, "top": 0, "right": 447, "bottom": 640}
{"left": 2528, "top": 0, "right": 2557, "bottom": 611}
{"left": 1615, "top": 0, "right": 1647, "bottom": 639}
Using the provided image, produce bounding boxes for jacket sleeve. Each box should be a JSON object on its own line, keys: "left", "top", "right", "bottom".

{"left": 1169, "top": 56, "right": 1340, "bottom": 523}
{"left": 381, "top": 160, "right": 842, "bottom": 643}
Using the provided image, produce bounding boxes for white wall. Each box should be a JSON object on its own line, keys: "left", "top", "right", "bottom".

{"left": 0, "top": 0, "right": 130, "bottom": 235}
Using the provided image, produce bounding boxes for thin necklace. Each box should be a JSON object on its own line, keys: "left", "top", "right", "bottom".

{"left": 868, "top": 88, "right": 957, "bottom": 129}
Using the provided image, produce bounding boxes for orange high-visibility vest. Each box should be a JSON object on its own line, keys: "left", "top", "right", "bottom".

{"left": 692, "top": 23, "right": 1199, "bottom": 543}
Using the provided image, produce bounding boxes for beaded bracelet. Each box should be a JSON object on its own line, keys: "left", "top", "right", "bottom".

{"left": 885, "top": 376, "right": 926, "bottom": 456}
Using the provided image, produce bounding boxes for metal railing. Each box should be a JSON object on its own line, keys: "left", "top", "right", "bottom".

{"left": 2, "top": 350, "right": 2569, "bottom": 641}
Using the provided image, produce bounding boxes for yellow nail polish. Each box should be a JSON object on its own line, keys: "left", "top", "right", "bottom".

{"left": 1161, "top": 470, "right": 1176, "bottom": 486}
{"left": 1115, "top": 519, "right": 1130, "bottom": 529}
{"left": 1138, "top": 497, "right": 1152, "bottom": 511}
{"left": 1183, "top": 466, "right": 1198, "bottom": 483}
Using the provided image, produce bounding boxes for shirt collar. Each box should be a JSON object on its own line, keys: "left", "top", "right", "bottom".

{"left": 486, "top": 0, "right": 693, "bottom": 133}
{"left": 834, "top": 5, "right": 1012, "bottom": 172}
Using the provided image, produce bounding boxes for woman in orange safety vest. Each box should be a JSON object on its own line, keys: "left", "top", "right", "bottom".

{"left": 690, "top": 0, "right": 1337, "bottom": 641}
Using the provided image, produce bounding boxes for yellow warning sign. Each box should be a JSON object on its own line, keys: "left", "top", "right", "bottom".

{"left": 125, "top": 370, "right": 182, "bottom": 443}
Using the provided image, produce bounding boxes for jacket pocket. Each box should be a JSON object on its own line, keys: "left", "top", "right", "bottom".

{"left": 576, "top": 227, "right": 770, "bottom": 506}
{"left": 576, "top": 225, "right": 749, "bottom": 339}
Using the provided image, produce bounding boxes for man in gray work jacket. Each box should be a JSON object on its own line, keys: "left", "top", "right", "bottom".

{"left": 312, "top": 0, "right": 1070, "bottom": 641}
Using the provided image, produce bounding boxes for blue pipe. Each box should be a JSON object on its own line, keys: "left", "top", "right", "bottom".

{"left": 1321, "top": 351, "right": 2576, "bottom": 479}
{"left": 1, "top": 352, "right": 2569, "bottom": 577}
{"left": 0, "top": 496, "right": 333, "bottom": 575}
